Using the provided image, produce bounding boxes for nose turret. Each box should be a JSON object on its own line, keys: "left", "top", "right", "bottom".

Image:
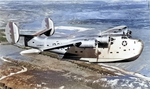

{"left": 126, "top": 30, "right": 132, "bottom": 38}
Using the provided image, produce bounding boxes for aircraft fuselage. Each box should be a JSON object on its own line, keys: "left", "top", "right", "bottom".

{"left": 19, "top": 36, "right": 143, "bottom": 62}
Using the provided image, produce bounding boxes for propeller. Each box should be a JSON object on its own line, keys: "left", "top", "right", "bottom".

{"left": 95, "top": 40, "right": 99, "bottom": 62}
{"left": 107, "top": 37, "right": 115, "bottom": 53}
{"left": 107, "top": 41, "right": 111, "bottom": 53}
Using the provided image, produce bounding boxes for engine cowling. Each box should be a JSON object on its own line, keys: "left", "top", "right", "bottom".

{"left": 75, "top": 39, "right": 96, "bottom": 48}
{"left": 96, "top": 36, "right": 109, "bottom": 43}
{"left": 75, "top": 36, "right": 110, "bottom": 48}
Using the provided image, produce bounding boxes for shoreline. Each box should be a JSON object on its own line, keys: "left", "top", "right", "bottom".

{"left": 0, "top": 50, "right": 150, "bottom": 89}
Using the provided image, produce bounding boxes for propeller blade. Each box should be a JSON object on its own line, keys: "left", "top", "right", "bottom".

{"left": 108, "top": 42, "right": 111, "bottom": 53}
{"left": 95, "top": 40, "right": 99, "bottom": 62}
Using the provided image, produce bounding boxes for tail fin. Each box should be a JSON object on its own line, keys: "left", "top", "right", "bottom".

{"left": 5, "top": 22, "right": 19, "bottom": 44}
{"left": 33, "top": 18, "right": 55, "bottom": 36}
{"left": 5, "top": 18, "right": 54, "bottom": 44}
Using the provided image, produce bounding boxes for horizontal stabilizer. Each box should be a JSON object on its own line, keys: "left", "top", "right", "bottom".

{"left": 5, "top": 22, "right": 19, "bottom": 44}
{"left": 33, "top": 29, "right": 51, "bottom": 36}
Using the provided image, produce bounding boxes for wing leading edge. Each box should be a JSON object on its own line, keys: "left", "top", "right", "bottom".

{"left": 101, "top": 25, "right": 132, "bottom": 37}
{"left": 40, "top": 41, "right": 81, "bottom": 51}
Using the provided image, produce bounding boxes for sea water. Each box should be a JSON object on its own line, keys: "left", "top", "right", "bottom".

{"left": 0, "top": 1, "right": 150, "bottom": 87}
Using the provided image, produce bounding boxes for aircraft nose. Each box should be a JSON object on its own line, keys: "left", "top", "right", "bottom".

{"left": 138, "top": 39, "right": 143, "bottom": 45}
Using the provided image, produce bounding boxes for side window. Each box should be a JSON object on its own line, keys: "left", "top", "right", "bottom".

{"left": 52, "top": 43, "right": 56, "bottom": 46}
{"left": 98, "top": 43, "right": 108, "bottom": 48}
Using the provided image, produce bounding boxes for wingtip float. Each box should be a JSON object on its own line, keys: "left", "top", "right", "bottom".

{"left": 5, "top": 18, "right": 143, "bottom": 63}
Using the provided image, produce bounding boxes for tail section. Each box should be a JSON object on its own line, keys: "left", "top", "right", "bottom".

{"left": 5, "top": 22, "right": 19, "bottom": 44}
{"left": 5, "top": 22, "right": 34, "bottom": 46}
{"left": 5, "top": 18, "right": 54, "bottom": 45}
{"left": 44, "top": 17, "right": 55, "bottom": 36}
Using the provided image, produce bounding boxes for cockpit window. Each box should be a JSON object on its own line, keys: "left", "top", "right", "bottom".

{"left": 98, "top": 42, "right": 108, "bottom": 48}
{"left": 123, "top": 27, "right": 128, "bottom": 31}
{"left": 123, "top": 27, "right": 127, "bottom": 29}
{"left": 122, "top": 36, "right": 128, "bottom": 39}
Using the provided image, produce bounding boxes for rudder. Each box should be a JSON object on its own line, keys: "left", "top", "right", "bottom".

{"left": 5, "top": 22, "right": 19, "bottom": 44}
{"left": 33, "top": 18, "right": 55, "bottom": 36}
{"left": 42, "top": 18, "right": 55, "bottom": 36}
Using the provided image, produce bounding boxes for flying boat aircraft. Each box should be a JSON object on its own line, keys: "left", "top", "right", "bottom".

{"left": 5, "top": 18, "right": 143, "bottom": 62}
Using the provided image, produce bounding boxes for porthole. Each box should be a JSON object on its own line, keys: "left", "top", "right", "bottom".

{"left": 111, "top": 42, "right": 113, "bottom": 45}
{"left": 134, "top": 41, "right": 136, "bottom": 44}
{"left": 110, "top": 52, "right": 113, "bottom": 54}
{"left": 53, "top": 43, "right": 56, "bottom": 46}
{"left": 116, "top": 52, "right": 119, "bottom": 53}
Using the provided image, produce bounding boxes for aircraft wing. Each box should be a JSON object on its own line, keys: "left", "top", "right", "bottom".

{"left": 101, "top": 25, "right": 128, "bottom": 35}
{"left": 40, "top": 41, "right": 81, "bottom": 51}
{"left": 20, "top": 41, "right": 80, "bottom": 55}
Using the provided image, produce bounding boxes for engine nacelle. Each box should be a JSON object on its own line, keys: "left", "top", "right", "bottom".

{"left": 75, "top": 39, "right": 96, "bottom": 48}
{"left": 96, "top": 36, "right": 109, "bottom": 43}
